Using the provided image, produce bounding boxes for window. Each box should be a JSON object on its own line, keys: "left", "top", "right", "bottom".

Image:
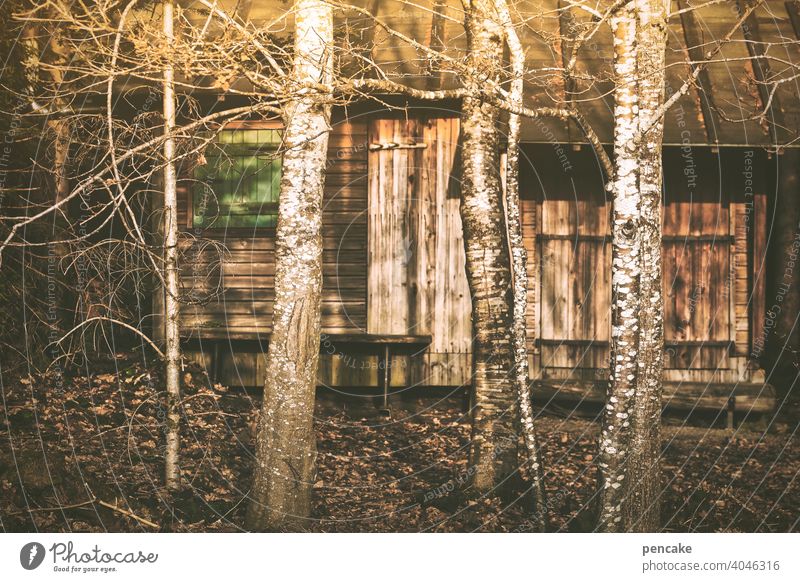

{"left": 193, "top": 128, "right": 282, "bottom": 229}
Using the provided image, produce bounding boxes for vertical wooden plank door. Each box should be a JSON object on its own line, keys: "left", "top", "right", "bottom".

{"left": 367, "top": 117, "right": 472, "bottom": 385}
{"left": 536, "top": 186, "right": 612, "bottom": 379}
{"left": 662, "top": 187, "right": 732, "bottom": 371}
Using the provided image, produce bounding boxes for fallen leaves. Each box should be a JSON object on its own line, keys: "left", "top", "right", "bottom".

{"left": 0, "top": 362, "right": 798, "bottom": 533}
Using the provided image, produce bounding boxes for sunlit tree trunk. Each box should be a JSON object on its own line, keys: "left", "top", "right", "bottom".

{"left": 460, "top": 0, "right": 519, "bottom": 494}
{"left": 626, "top": 0, "right": 667, "bottom": 532}
{"left": 598, "top": 0, "right": 667, "bottom": 532}
{"left": 598, "top": 3, "right": 640, "bottom": 531}
{"left": 49, "top": 119, "right": 72, "bottom": 335}
{"left": 495, "top": 0, "right": 547, "bottom": 528}
{"left": 162, "top": 0, "right": 182, "bottom": 491}
{"left": 246, "top": 0, "right": 333, "bottom": 531}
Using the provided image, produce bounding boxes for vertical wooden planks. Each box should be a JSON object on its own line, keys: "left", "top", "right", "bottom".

{"left": 414, "top": 118, "right": 436, "bottom": 336}
{"left": 366, "top": 116, "right": 471, "bottom": 386}
{"left": 536, "top": 178, "right": 611, "bottom": 375}
{"left": 367, "top": 119, "right": 382, "bottom": 333}
{"left": 751, "top": 191, "right": 768, "bottom": 356}
{"left": 368, "top": 118, "right": 410, "bottom": 334}
{"left": 433, "top": 117, "right": 471, "bottom": 355}
{"left": 520, "top": 198, "right": 538, "bottom": 352}
{"left": 732, "top": 187, "right": 751, "bottom": 355}
{"left": 662, "top": 177, "right": 733, "bottom": 369}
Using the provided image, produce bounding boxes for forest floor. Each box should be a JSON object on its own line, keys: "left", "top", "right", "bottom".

{"left": 1, "top": 359, "right": 798, "bottom": 532}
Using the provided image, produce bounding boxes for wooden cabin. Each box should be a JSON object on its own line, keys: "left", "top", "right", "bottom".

{"left": 157, "top": 0, "right": 800, "bottom": 418}
{"left": 171, "top": 109, "right": 775, "bottom": 419}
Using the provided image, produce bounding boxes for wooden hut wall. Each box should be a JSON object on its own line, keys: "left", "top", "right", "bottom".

{"left": 522, "top": 146, "right": 611, "bottom": 379}
{"left": 172, "top": 115, "right": 768, "bottom": 388}
{"left": 367, "top": 117, "right": 472, "bottom": 386}
{"left": 521, "top": 145, "right": 768, "bottom": 385}
{"left": 177, "top": 118, "right": 370, "bottom": 385}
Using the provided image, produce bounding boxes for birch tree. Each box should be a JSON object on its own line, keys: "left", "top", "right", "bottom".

{"left": 344, "top": 0, "right": 616, "bottom": 515}
{"left": 161, "top": 0, "right": 182, "bottom": 491}
{"left": 246, "top": 0, "right": 334, "bottom": 531}
{"left": 625, "top": 0, "right": 668, "bottom": 532}
{"left": 495, "top": 0, "right": 547, "bottom": 528}
{"left": 459, "top": 0, "right": 520, "bottom": 496}
{"left": 598, "top": 0, "right": 668, "bottom": 532}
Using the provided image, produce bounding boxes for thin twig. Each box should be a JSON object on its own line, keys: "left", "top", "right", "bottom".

{"left": 96, "top": 499, "right": 159, "bottom": 528}
{"left": 10, "top": 497, "right": 159, "bottom": 528}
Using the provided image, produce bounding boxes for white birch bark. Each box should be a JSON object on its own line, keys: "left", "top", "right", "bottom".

{"left": 246, "top": 0, "right": 333, "bottom": 531}
{"left": 627, "top": 0, "right": 667, "bottom": 532}
{"left": 460, "top": 0, "right": 520, "bottom": 495}
{"left": 598, "top": 3, "right": 639, "bottom": 531}
{"left": 598, "top": 0, "right": 667, "bottom": 531}
{"left": 495, "top": 0, "right": 547, "bottom": 529}
{"left": 162, "top": 0, "right": 182, "bottom": 491}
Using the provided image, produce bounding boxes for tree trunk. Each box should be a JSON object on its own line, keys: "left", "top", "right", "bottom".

{"left": 598, "top": 0, "right": 667, "bottom": 532}
{"left": 50, "top": 118, "right": 73, "bottom": 337}
{"left": 626, "top": 0, "right": 667, "bottom": 532}
{"left": 598, "top": 3, "right": 640, "bottom": 531}
{"left": 246, "top": 0, "right": 333, "bottom": 531}
{"left": 162, "top": 0, "right": 182, "bottom": 491}
{"left": 495, "top": 0, "right": 547, "bottom": 528}
{"left": 460, "top": 0, "right": 519, "bottom": 495}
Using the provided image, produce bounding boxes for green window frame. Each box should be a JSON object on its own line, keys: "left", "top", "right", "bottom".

{"left": 193, "top": 128, "right": 282, "bottom": 229}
